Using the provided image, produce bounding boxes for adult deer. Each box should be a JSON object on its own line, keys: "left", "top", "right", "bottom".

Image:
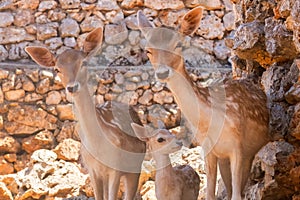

{"left": 25, "top": 28, "right": 146, "bottom": 200}
{"left": 131, "top": 121, "right": 200, "bottom": 200}
{"left": 137, "top": 7, "right": 269, "bottom": 200}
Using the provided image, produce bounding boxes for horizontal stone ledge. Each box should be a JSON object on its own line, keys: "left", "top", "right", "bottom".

{"left": 0, "top": 62, "right": 232, "bottom": 71}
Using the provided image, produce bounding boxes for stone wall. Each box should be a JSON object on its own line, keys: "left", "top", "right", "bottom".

{"left": 0, "top": 0, "right": 233, "bottom": 67}
{"left": 226, "top": 0, "right": 300, "bottom": 199}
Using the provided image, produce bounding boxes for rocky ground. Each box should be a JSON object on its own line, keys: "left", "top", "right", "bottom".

{"left": 0, "top": 145, "right": 207, "bottom": 200}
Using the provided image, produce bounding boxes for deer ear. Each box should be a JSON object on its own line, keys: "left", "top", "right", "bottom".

{"left": 179, "top": 6, "right": 203, "bottom": 35}
{"left": 137, "top": 10, "right": 154, "bottom": 37}
{"left": 25, "top": 46, "right": 56, "bottom": 67}
{"left": 83, "top": 27, "right": 103, "bottom": 57}
{"left": 131, "top": 123, "right": 149, "bottom": 142}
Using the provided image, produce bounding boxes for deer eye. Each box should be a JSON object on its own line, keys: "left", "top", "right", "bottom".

{"left": 157, "top": 138, "right": 165, "bottom": 143}
{"left": 146, "top": 49, "right": 152, "bottom": 56}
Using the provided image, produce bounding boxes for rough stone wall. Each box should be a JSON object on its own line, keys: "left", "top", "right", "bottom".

{"left": 0, "top": 0, "right": 233, "bottom": 67}
{"left": 226, "top": 0, "right": 300, "bottom": 199}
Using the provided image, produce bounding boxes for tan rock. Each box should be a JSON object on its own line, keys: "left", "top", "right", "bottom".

{"left": 22, "top": 130, "right": 55, "bottom": 153}
{"left": 46, "top": 91, "right": 62, "bottom": 105}
{"left": 7, "top": 105, "right": 57, "bottom": 130}
{"left": 0, "top": 136, "right": 20, "bottom": 153}
{"left": 4, "top": 90, "right": 25, "bottom": 101}
{"left": 54, "top": 138, "right": 81, "bottom": 161}
{"left": 0, "top": 157, "right": 14, "bottom": 175}
{"left": 0, "top": 182, "right": 13, "bottom": 200}
{"left": 144, "top": 0, "right": 184, "bottom": 10}
{"left": 3, "top": 154, "right": 17, "bottom": 163}
{"left": 56, "top": 104, "right": 75, "bottom": 121}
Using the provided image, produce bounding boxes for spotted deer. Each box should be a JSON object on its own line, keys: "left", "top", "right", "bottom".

{"left": 25, "top": 28, "right": 146, "bottom": 200}
{"left": 131, "top": 121, "right": 200, "bottom": 200}
{"left": 137, "top": 7, "right": 270, "bottom": 200}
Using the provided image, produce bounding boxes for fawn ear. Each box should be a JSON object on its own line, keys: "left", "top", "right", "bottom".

{"left": 131, "top": 123, "right": 149, "bottom": 142}
{"left": 83, "top": 27, "right": 103, "bottom": 58}
{"left": 137, "top": 10, "right": 154, "bottom": 37}
{"left": 179, "top": 6, "right": 203, "bottom": 35}
{"left": 25, "top": 46, "right": 56, "bottom": 67}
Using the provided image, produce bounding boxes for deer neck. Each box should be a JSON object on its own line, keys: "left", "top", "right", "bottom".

{"left": 71, "top": 83, "right": 103, "bottom": 147}
{"left": 153, "top": 153, "right": 174, "bottom": 176}
{"left": 166, "top": 67, "right": 211, "bottom": 134}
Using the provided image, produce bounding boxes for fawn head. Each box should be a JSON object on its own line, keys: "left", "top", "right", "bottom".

{"left": 137, "top": 7, "right": 203, "bottom": 82}
{"left": 131, "top": 121, "right": 183, "bottom": 155}
{"left": 25, "top": 27, "right": 103, "bottom": 95}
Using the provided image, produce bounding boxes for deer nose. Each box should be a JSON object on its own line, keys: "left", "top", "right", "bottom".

{"left": 176, "top": 140, "right": 183, "bottom": 147}
{"left": 155, "top": 66, "right": 170, "bottom": 80}
{"left": 66, "top": 83, "right": 80, "bottom": 93}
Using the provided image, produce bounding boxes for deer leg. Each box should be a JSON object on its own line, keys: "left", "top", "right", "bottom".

{"left": 218, "top": 158, "right": 232, "bottom": 199}
{"left": 230, "top": 152, "right": 243, "bottom": 200}
{"left": 123, "top": 173, "right": 140, "bottom": 200}
{"left": 205, "top": 152, "right": 218, "bottom": 200}
{"left": 107, "top": 171, "right": 121, "bottom": 200}
{"left": 89, "top": 169, "right": 104, "bottom": 200}
{"left": 241, "top": 157, "right": 254, "bottom": 195}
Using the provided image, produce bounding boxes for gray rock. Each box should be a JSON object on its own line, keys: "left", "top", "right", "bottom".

{"left": 144, "top": 0, "right": 184, "bottom": 10}
{"left": 96, "top": 0, "right": 119, "bottom": 11}
{"left": 38, "top": 0, "right": 58, "bottom": 11}
{"left": 64, "top": 37, "right": 77, "bottom": 47}
{"left": 104, "top": 23, "right": 128, "bottom": 45}
{"left": 0, "top": 12, "right": 13, "bottom": 27}
{"left": 0, "top": 45, "right": 8, "bottom": 61}
{"left": 45, "top": 37, "right": 63, "bottom": 50}
{"left": 197, "top": 14, "right": 225, "bottom": 40}
{"left": 59, "top": 0, "right": 81, "bottom": 9}
{"left": 14, "top": 9, "right": 34, "bottom": 27}
{"left": 59, "top": 18, "right": 80, "bottom": 38}
{"left": 37, "top": 22, "right": 59, "bottom": 41}
{"left": 0, "top": 27, "right": 35, "bottom": 44}
{"left": 80, "top": 16, "right": 104, "bottom": 33}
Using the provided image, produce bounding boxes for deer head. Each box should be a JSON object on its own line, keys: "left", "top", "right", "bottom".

{"left": 137, "top": 7, "right": 203, "bottom": 82}
{"left": 131, "top": 121, "right": 183, "bottom": 155}
{"left": 25, "top": 27, "right": 103, "bottom": 95}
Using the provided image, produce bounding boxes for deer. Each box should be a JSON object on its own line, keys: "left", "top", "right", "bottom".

{"left": 137, "top": 7, "right": 270, "bottom": 200}
{"left": 131, "top": 121, "right": 200, "bottom": 200}
{"left": 25, "top": 27, "right": 146, "bottom": 200}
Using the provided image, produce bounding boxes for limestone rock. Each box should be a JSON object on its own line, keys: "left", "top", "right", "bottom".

{"left": 138, "top": 90, "right": 153, "bottom": 105}
{"left": 0, "top": 182, "right": 13, "bottom": 200}
{"left": 14, "top": 9, "right": 34, "bottom": 27}
{"left": 104, "top": 23, "right": 128, "bottom": 45}
{"left": 0, "top": 136, "right": 21, "bottom": 154}
{"left": 38, "top": 0, "right": 58, "bottom": 11}
{"left": 6, "top": 105, "right": 58, "bottom": 132}
{"left": 53, "top": 138, "right": 81, "bottom": 161}
{"left": 22, "top": 130, "right": 55, "bottom": 153}
{"left": 96, "top": 0, "right": 119, "bottom": 11}
{"left": 59, "top": 18, "right": 80, "bottom": 38}
{"left": 80, "top": 16, "right": 104, "bottom": 33}
{"left": 36, "top": 23, "right": 58, "bottom": 41}
{"left": 0, "top": 12, "right": 13, "bottom": 27}
{"left": 4, "top": 90, "right": 25, "bottom": 101}
{"left": 56, "top": 104, "right": 75, "bottom": 121}
{"left": 121, "top": 0, "right": 144, "bottom": 9}
{"left": 59, "top": 0, "right": 81, "bottom": 9}
{"left": 153, "top": 90, "right": 174, "bottom": 105}
{"left": 0, "top": 157, "right": 14, "bottom": 175}
{"left": 0, "top": 27, "right": 35, "bottom": 44}
{"left": 144, "top": 0, "right": 184, "bottom": 10}
{"left": 197, "top": 14, "right": 225, "bottom": 40}
{"left": 15, "top": 149, "right": 88, "bottom": 199}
